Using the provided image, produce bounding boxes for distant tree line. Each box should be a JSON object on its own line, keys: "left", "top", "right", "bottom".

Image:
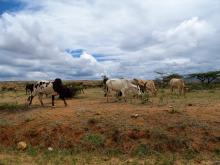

{"left": 154, "top": 70, "right": 220, "bottom": 88}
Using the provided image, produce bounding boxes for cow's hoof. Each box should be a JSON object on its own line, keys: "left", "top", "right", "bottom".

{"left": 51, "top": 105, "right": 56, "bottom": 108}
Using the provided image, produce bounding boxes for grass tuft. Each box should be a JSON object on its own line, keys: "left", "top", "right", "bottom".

{"left": 0, "top": 103, "right": 27, "bottom": 112}
{"left": 82, "top": 134, "right": 105, "bottom": 149}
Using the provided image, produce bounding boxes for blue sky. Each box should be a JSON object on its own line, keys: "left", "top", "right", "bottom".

{"left": 0, "top": 0, "right": 220, "bottom": 80}
{"left": 0, "top": 0, "right": 24, "bottom": 14}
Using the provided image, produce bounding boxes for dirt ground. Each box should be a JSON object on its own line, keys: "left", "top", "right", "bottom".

{"left": 0, "top": 85, "right": 220, "bottom": 164}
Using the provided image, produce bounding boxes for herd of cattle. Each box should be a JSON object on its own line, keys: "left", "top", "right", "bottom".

{"left": 25, "top": 77, "right": 186, "bottom": 107}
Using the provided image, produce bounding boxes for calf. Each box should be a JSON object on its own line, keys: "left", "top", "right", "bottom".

{"left": 28, "top": 78, "right": 67, "bottom": 107}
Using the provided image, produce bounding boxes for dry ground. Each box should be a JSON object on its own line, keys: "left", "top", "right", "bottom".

{"left": 0, "top": 83, "right": 220, "bottom": 164}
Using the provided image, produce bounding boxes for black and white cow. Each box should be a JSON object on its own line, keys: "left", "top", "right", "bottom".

{"left": 27, "top": 78, "right": 67, "bottom": 107}
{"left": 25, "top": 83, "right": 34, "bottom": 95}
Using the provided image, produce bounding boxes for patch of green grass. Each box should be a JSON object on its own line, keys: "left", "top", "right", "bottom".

{"left": 27, "top": 145, "right": 38, "bottom": 157}
{"left": 183, "top": 148, "right": 198, "bottom": 160}
{"left": 132, "top": 144, "right": 154, "bottom": 157}
{"left": 0, "top": 118, "right": 10, "bottom": 126}
{"left": 0, "top": 103, "right": 27, "bottom": 112}
{"left": 82, "top": 134, "right": 105, "bottom": 148}
{"left": 141, "top": 92, "right": 150, "bottom": 104}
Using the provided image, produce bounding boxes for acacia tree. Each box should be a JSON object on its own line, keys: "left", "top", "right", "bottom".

{"left": 188, "top": 71, "right": 220, "bottom": 84}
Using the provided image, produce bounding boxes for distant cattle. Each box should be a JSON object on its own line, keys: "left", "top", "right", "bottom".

{"left": 105, "top": 78, "right": 141, "bottom": 102}
{"left": 25, "top": 83, "right": 34, "bottom": 95}
{"left": 133, "top": 79, "right": 157, "bottom": 96}
{"left": 169, "top": 78, "right": 186, "bottom": 95}
{"left": 27, "top": 78, "right": 68, "bottom": 107}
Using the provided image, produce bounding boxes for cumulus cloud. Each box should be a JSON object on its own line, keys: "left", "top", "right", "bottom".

{"left": 0, "top": 0, "right": 219, "bottom": 80}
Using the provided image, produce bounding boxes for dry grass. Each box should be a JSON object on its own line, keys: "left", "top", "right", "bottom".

{"left": 0, "top": 81, "right": 220, "bottom": 164}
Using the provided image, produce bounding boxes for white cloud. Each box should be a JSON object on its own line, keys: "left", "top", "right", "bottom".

{"left": 0, "top": 0, "right": 219, "bottom": 80}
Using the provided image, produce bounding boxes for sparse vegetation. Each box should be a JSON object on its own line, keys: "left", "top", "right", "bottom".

{"left": 132, "top": 144, "right": 153, "bottom": 157}
{"left": 0, "top": 118, "right": 10, "bottom": 126}
{"left": 0, "top": 81, "right": 220, "bottom": 164}
{"left": 141, "top": 92, "right": 150, "bottom": 104}
{"left": 82, "top": 134, "right": 105, "bottom": 149}
{"left": 0, "top": 103, "right": 27, "bottom": 111}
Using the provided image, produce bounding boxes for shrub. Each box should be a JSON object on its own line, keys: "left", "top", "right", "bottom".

{"left": 183, "top": 148, "right": 198, "bottom": 160}
{"left": 82, "top": 134, "right": 105, "bottom": 148}
{"left": 132, "top": 144, "right": 153, "bottom": 157}
{"left": 141, "top": 92, "right": 150, "bottom": 104}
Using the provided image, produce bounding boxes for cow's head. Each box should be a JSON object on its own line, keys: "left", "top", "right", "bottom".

{"left": 53, "top": 78, "right": 63, "bottom": 93}
{"left": 136, "top": 85, "right": 142, "bottom": 96}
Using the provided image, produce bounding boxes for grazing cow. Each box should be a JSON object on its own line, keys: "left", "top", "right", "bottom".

{"left": 102, "top": 76, "right": 122, "bottom": 97}
{"left": 133, "top": 79, "right": 157, "bottom": 96}
{"left": 25, "top": 83, "right": 34, "bottom": 95}
{"left": 169, "top": 78, "right": 186, "bottom": 95}
{"left": 105, "top": 78, "right": 141, "bottom": 102}
{"left": 27, "top": 78, "right": 67, "bottom": 107}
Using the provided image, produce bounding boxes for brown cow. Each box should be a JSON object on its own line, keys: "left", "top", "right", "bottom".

{"left": 133, "top": 79, "right": 157, "bottom": 96}
{"left": 169, "top": 78, "right": 186, "bottom": 95}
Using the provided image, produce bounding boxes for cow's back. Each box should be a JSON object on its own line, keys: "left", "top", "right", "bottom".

{"left": 170, "top": 78, "right": 185, "bottom": 87}
{"left": 106, "top": 79, "right": 128, "bottom": 91}
{"left": 32, "top": 81, "right": 56, "bottom": 96}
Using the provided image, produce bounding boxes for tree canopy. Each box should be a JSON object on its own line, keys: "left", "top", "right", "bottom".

{"left": 188, "top": 71, "right": 220, "bottom": 84}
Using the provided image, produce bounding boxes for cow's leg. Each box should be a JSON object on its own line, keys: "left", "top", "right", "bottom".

{"left": 106, "top": 90, "right": 109, "bottom": 102}
{"left": 178, "top": 87, "right": 181, "bottom": 95}
{"left": 60, "top": 96, "right": 67, "bottom": 107}
{"left": 121, "top": 89, "right": 126, "bottom": 102}
{"left": 38, "top": 94, "right": 44, "bottom": 106}
{"left": 183, "top": 87, "right": 186, "bottom": 96}
{"left": 28, "top": 96, "right": 34, "bottom": 106}
{"left": 52, "top": 95, "right": 55, "bottom": 107}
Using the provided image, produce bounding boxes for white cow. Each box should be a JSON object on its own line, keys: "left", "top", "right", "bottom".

{"left": 169, "top": 78, "right": 186, "bottom": 95}
{"left": 105, "top": 78, "right": 141, "bottom": 102}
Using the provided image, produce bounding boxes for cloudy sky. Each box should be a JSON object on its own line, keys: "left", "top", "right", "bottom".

{"left": 0, "top": 0, "right": 219, "bottom": 80}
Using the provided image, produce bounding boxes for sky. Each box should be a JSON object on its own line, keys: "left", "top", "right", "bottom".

{"left": 0, "top": 0, "right": 220, "bottom": 80}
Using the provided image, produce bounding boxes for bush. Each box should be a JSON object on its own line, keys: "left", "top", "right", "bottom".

{"left": 1, "top": 86, "right": 16, "bottom": 92}
{"left": 141, "top": 92, "right": 149, "bottom": 104}
{"left": 132, "top": 144, "right": 153, "bottom": 157}
{"left": 82, "top": 134, "right": 105, "bottom": 149}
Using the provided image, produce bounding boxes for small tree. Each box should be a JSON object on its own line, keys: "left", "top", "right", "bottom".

{"left": 188, "top": 71, "right": 220, "bottom": 84}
